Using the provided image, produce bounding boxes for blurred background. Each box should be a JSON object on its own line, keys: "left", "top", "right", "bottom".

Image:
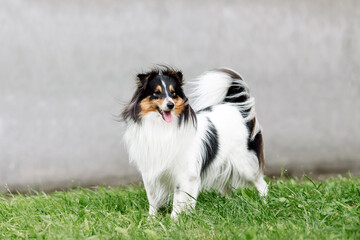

{"left": 1, "top": 0, "right": 359, "bottom": 193}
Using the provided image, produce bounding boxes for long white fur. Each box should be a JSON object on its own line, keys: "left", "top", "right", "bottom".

{"left": 123, "top": 69, "right": 268, "bottom": 219}
{"left": 188, "top": 68, "right": 261, "bottom": 139}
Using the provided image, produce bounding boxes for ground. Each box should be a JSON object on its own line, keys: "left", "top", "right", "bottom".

{"left": 0, "top": 175, "right": 359, "bottom": 239}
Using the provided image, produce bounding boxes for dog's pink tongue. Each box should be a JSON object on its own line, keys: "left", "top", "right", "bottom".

{"left": 163, "top": 111, "right": 172, "bottom": 123}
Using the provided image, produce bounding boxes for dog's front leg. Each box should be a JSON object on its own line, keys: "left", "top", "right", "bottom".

{"left": 143, "top": 179, "right": 160, "bottom": 217}
{"left": 171, "top": 175, "right": 201, "bottom": 220}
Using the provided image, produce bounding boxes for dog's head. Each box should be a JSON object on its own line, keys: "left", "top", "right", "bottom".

{"left": 122, "top": 66, "right": 196, "bottom": 125}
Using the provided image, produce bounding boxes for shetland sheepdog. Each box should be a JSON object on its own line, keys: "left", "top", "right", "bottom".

{"left": 122, "top": 66, "right": 268, "bottom": 219}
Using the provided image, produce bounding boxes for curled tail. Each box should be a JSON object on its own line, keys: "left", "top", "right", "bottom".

{"left": 188, "top": 68, "right": 265, "bottom": 172}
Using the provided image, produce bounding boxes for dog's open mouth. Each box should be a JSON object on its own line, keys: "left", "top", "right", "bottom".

{"left": 157, "top": 107, "right": 173, "bottom": 123}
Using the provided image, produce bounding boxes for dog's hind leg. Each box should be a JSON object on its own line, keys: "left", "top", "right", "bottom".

{"left": 228, "top": 151, "right": 268, "bottom": 197}
{"left": 220, "top": 180, "right": 232, "bottom": 198}
{"left": 253, "top": 175, "right": 268, "bottom": 197}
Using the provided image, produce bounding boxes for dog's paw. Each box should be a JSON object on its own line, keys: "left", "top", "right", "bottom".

{"left": 170, "top": 211, "right": 179, "bottom": 221}
{"left": 147, "top": 214, "right": 157, "bottom": 221}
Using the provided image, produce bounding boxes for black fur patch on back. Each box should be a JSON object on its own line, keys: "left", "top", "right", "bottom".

{"left": 201, "top": 118, "right": 219, "bottom": 176}
{"left": 246, "top": 118, "right": 264, "bottom": 171}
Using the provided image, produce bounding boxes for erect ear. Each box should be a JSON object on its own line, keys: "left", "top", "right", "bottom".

{"left": 175, "top": 71, "right": 184, "bottom": 85}
{"left": 167, "top": 70, "right": 183, "bottom": 85}
{"left": 136, "top": 73, "right": 148, "bottom": 89}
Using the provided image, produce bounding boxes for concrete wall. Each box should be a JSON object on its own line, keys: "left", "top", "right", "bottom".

{"left": 1, "top": 0, "right": 359, "bottom": 192}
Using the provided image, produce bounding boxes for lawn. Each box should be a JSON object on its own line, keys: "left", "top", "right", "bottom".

{"left": 0, "top": 175, "right": 359, "bottom": 239}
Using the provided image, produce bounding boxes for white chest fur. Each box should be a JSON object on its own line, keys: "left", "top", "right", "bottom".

{"left": 123, "top": 112, "right": 196, "bottom": 178}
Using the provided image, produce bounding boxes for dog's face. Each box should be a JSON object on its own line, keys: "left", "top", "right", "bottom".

{"left": 138, "top": 73, "right": 186, "bottom": 123}
{"left": 123, "top": 67, "right": 195, "bottom": 125}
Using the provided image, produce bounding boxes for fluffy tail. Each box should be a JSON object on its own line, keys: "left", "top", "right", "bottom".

{"left": 188, "top": 68, "right": 264, "bottom": 171}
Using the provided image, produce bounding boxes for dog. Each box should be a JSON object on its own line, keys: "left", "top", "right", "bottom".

{"left": 122, "top": 66, "right": 268, "bottom": 219}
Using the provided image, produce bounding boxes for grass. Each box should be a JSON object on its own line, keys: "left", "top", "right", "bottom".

{"left": 0, "top": 175, "right": 359, "bottom": 239}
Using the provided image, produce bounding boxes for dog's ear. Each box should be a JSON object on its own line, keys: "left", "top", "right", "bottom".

{"left": 136, "top": 73, "right": 148, "bottom": 89}
{"left": 165, "top": 70, "right": 184, "bottom": 85}
{"left": 175, "top": 71, "right": 184, "bottom": 85}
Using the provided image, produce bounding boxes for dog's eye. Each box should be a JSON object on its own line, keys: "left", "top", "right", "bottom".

{"left": 170, "top": 90, "right": 176, "bottom": 96}
{"left": 154, "top": 90, "right": 161, "bottom": 95}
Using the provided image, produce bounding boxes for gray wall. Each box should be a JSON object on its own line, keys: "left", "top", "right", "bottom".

{"left": 1, "top": 0, "right": 359, "bottom": 192}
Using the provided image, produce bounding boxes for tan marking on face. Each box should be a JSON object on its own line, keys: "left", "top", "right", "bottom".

{"left": 153, "top": 85, "right": 163, "bottom": 97}
{"left": 140, "top": 96, "right": 164, "bottom": 116}
{"left": 173, "top": 97, "right": 185, "bottom": 115}
{"left": 156, "top": 85, "right": 162, "bottom": 93}
{"left": 169, "top": 85, "right": 174, "bottom": 93}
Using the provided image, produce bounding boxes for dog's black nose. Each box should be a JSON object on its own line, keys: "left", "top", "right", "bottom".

{"left": 167, "top": 102, "right": 174, "bottom": 110}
